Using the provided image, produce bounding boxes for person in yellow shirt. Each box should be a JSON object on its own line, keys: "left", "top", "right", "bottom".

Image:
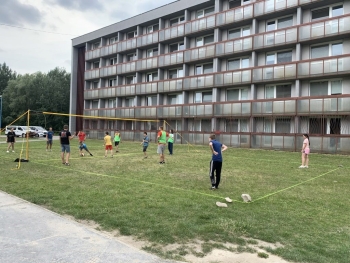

{"left": 104, "top": 132, "right": 113, "bottom": 158}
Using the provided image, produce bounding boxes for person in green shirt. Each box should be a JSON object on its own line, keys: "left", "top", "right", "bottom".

{"left": 157, "top": 126, "right": 168, "bottom": 164}
{"left": 168, "top": 129, "right": 174, "bottom": 155}
{"left": 114, "top": 130, "right": 121, "bottom": 152}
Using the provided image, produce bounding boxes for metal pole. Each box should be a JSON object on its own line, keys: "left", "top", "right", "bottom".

{"left": 0, "top": 95, "right": 2, "bottom": 133}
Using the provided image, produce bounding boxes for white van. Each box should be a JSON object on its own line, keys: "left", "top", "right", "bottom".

{"left": 30, "top": 126, "right": 48, "bottom": 137}
{"left": 5, "top": 126, "right": 37, "bottom": 137}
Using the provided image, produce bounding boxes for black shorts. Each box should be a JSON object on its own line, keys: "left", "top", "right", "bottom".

{"left": 115, "top": 141, "right": 120, "bottom": 146}
{"left": 143, "top": 146, "right": 148, "bottom": 152}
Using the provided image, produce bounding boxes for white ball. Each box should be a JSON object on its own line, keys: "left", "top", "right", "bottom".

{"left": 81, "top": 153, "right": 85, "bottom": 157}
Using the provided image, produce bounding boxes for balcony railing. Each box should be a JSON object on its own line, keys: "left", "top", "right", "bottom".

{"left": 254, "top": 27, "right": 297, "bottom": 49}
{"left": 116, "top": 107, "right": 135, "bottom": 118}
{"left": 297, "top": 97, "right": 350, "bottom": 114}
{"left": 99, "top": 65, "right": 117, "bottom": 77}
{"left": 116, "top": 61, "right": 137, "bottom": 74}
{"left": 297, "top": 55, "right": 350, "bottom": 78}
{"left": 183, "top": 74, "right": 214, "bottom": 90}
{"left": 214, "top": 101, "right": 251, "bottom": 116}
{"left": 135, "top": 107, "right": 157, "bottom": 118}
{"left": 84, "top": 68, "right": 100, "bottom": 80}
{"left": 84, "top": 89, "right": 99, "bottom": 100}
{"left": 254, "top": 0, "right": 298, "bottom": 16}
{"left": 136, "top": 82, "right": 158, "bottom": 95}
{"left": 216, "top": 4, "right": 253, "bottom": 26}
{"left": 136, "top": 57, "right": 158, "bottom": 71}
{"left": 216, "top": 36, "right": 253, "bottom": 56}
{"left": 101, "top": 44, "right": 118, "bottom": 57}
{"left": 215, "top": 69, "right": 251, "bottom": 86}
{"left": 137, "top": 31, "right": 159, "bottom": 47}
{"left": 116, "top": 85, "right": 136, "bottom": 96}
{"left": 159, "top": 23, "right": 185, "bottom": 42}
{"left": 185, "top": 14, "right": 216, "bottom": 35}
{"left": 299, "top": 15, "right": 350, "bottom": 42}
{"left": 253, "top": 63, "right": 297, "bottom": 82}
{"left": 157, "top": 105, "right": 182, "bottom": 118}
{"left": 299, "top": 0, "right": 322, "bottom": 5}
{"left": 117, "top": 38, "right": 137, "bottom": 52}
{"left": 158, "top": 79, "right": 183, "bottom": 93}
{"left": 85, "top": 48, "right": 101, "bottom": 60}
{"left": 252, "top": 100, "right": 296, "bottom": 115}
{"left": 183, "top": 104, "right": 213, "bottom": 117}
{"left": 158, "top": 51, "right": 184, "bottom": 67}
{"left": 184, "top": 44, "right": 215, "bottom": 62}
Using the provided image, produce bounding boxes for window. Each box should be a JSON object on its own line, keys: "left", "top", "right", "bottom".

{"left": 92, "top": 42, "right": 100, "bottom": 50}
{"left": 147, "top": 72, "right": 158, "bottom": 82}
{"left": 312, "top": 5, "right": 343, "bottom": 20}
{"left": 227, "top": 58, "right": 249, "bottom": 70}
{"left": 147, "top": 48, "right": 158, "bottom": 57}
{"left": 311, "top": 43, "right": 342, "bottom": 59}
{"left": 266, "top": 50, "right": 292, "bottom": 65}
{"left": 225, "top": 119, "right": 248, "bottom": 132}
{"left": 265, "top": 85, "right": 291, "bottom": 98}
{"left": 108, "top": 99, "right": 115, "bottom": 108}
{"left": 109, "top": 78, "right": 116, "bottom": 87}
{"left": 125, "top": 97, "right": 134, "bottom": 107}
{"left": 127, "top": 30, "right": 137, "bottom": 39}
{"left": 92, "top": 100, "right": 99, "bottom": 109}
{"left": 196, "top": 34, "right": 214, "bottom": 46}
{"left": 169, "top": 68, "right": 184, "bottom": 79}
{"left": 196, "top": 6, "right": 215, "bottom": 18}
{"left": 229, "top": 0, "right": 250, "bottom": 9}
{"left": 310, "top": 80, "right": 342, "bottom": 96}
{"left": 267, "top": 16, "right": 293, "bottom": 31}
{"left": 109, "top": 36, "right": 118, "bottom": 44}
{"left": 127, "top": 53, "right": 137, "bottom": 61}
{"left": 195, "top": 91, "right": 212, "bottom": 103}
{"left": 147, "top": 96, "right": 157, "bottom": 106}
{"left": 169, "top": 42, "right": 184, "bottom": 52}
{"left": 109, "top": 57, "right": 117, "bottom": 65}
{"left": 92, "top": 81, "right": 98, "bottom": 89}
{"left": 275, "top": 118, "right": 290, "bottom": 133}
{"left": 228, "top": 27, "right": 251, "bottom": 39}
{"left": 126, "top": 75, "right": 136, "bottom": 84}
{"left": 193, "top": 119, "right": 211, "bottom": 132}
{"left": 196, "top": 63, "right": 213, "bottom": 75}
{"left": 227, "top": 88, "right": 248, "bottom": 101}
{"left": 93, "top": 61, "right": 100, "bottom": 69}
{"left": 147, "top": 24, "right": 159, "bottom": 33}
{"left": 167, "top": 94, "right": 183, "bottom": 104}
{"left": 170, "top": 16, "right": 185, "bottom": 26}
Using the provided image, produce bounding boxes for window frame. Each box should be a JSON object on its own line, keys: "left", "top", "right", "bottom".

{"left": 109, "top": 36, "right": 118, "bottom": 44}
{"left": 147, "top": 47, "right": 159, "bottom": 58}
{"left": 228, "top": 26, "right": 251, "bottom": 40}
{"left": 227, "top": 57, "right": 250, "bottom": 70}
{"left": 146, "top": 72, "right": 158, "bottom": 82}
{"left": 147, "top": 23, "right": 159, "bottom": 33}
{"left": 196, "top": 34, "right": 215, "bottom": 47}
{"left": 170, "top": 15, "right": 185, "bottom": 27}
{"left": 265, "top": 84, "right": 292, "bottom": 99}
{"left": 168, "top": 68, "right": 184, "bottom": 79}
{"left": 311, "top": 3, "right": 344, "bottom": 21}
{"left": 126, "top": 75, "right": 136, "bottom": 85}
{"left": 196, "top": 6, "right": 215, "bottom": 19}
{"left": 266, "top": 15, "right": 293, "bottom": 31}
{"left": 310, "top": 42, "right": 343, "bottom": 59}
{"left": 266, "top": 50, "right": 293, "bottom": 65}
{"left": 169, "top": 41, "right": 185, "bottom": 52}
{"left": 127, "top": 30, "right": 137, "bottom": 39}
{"left": 195, "top": 63, "right": 214, "bottom": 75}
{"left": 126, "top": 52, "right": 137, "bottom": 62}
{"left": 195, "top": 90, "right": 213, "bottom": 103}
{"left": 309, "top": 79, "right": 342, "bottom": 96}
{"left": 226, "top": 88, "right": 249, "bottom": 101}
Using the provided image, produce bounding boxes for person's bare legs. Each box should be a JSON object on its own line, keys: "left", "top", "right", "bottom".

{"left": 305, "top": 154, "right": 309, "bottom": 167}
{"left": 301, "top": 153, "right": 306, "bottom": 166}
{"left": 61, "top": 152, "right": 65, "bottom": 163}
{"left": 65, "top": 153, "right": 70, "bottom": 164}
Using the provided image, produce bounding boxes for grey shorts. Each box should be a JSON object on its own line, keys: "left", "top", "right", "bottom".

{"left": 47, "top": 139, "right": 53, "bottom": 145}
{"left": 61, "top": 144, "right": 70, "bottom": 153}
{"left": 157, "top": 144, "right": 165, "bottom": 154}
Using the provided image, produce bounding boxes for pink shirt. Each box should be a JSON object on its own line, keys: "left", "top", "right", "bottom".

{"left": 303, "top": 138, "right": 309, "bottom": 149}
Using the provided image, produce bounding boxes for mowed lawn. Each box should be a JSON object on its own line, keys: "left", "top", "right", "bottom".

{"left": 0, "top": 137, "right": 349, "bottom": 263}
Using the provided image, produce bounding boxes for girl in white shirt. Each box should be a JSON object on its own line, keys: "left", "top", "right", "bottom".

{"left": 299, "top": 134, "right": 310, "bottom": 168}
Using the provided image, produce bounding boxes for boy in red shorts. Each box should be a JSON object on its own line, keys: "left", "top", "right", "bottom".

{"left": 104, "top": 132, "right": 113, "bottom": 158}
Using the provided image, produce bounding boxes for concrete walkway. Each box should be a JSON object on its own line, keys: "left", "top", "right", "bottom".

{"left": 0, "top": 191, "right": 182, "bottom": 263}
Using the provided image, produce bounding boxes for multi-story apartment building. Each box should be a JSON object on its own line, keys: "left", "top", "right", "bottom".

{"left": 70, "top": 0, "right": 350, "bottom": 153}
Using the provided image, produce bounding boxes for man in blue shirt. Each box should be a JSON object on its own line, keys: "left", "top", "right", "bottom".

{"left": 46, "top": 127, "right": 54, "bottom": 152}
{"left": 209, "top": 134, "right": 228, "bottom": 190}
{"left": 141, "top": 132, "right": 149, "bottom": 159}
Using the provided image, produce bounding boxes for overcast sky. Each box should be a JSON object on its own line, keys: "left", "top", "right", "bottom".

{"left": 0, "top": 0, "right": 176, "bottom": 75}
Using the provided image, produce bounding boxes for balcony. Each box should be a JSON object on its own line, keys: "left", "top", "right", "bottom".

{"left": 252, "top": 100, "right": 296, "bottom": 115}
{"left": 84, "top": 89, "right": 99, "bottom": 100}
{"left": 99, "top": 65, "right": 117, "bottom": 77}
{"left": 136, "top": 57, "right": 158, "bottom": 71}
{"left": 159, "top": 23, "right": 185, "bottom": 42}
{"left": 85, "top": 48, "right": 101, "bottom": 60}
{"left": 183, "top": 74, "right": 214, "bottom": 90}
{"left": 253, "top": 63, "right": 296, "bottom": 82}
{"left": 214, "top": 101, "right": 251, "bottom": 116}
{"left": 158, "top": 51, "right": 184, "bottom": 67}
{"left": 117, "top": 38, "right": 137, "bottom": 53}
{"left": 116, "top": 85, "right": 136, "bottom": 96}
{"left": 135, "top": 82, "right": 158, "bottom": 95}
{"left": 299, "top": 0, "right": 323, "bottom": 5}
{"left": 135, "top": 106, "right": 157, "bottom": 118}
{"left": 137, "top": 31, "right": 159, "bottom": 47}
{"left": 216, "top": 36, "right": 253, "bottom": 57}
{"left": 157, "top": 105, "right": 182, "bottom": 118}
{"left": 116, "top": 107, "right": 135, "bottom": 118}
{"left": 297, "top": 96, "right": 350, "bottom": 114}
{"left": 98, "top": 87, "right": 117, "bottom": 98}
{"left": 254, "top": 27, "right": 297, "bottom": 49}
{"left": 299, "top": 15, "right": 350, "bottom": 42}
{"left": 297, "top": 55, "right": 350, "bottom": 78}
{"left": 116, "top": 61, "right": 137, "bottom": 74}
{"left": 158, "top": 79, "right": 183, "bottom": 93}
{"left": 84, "top": 68, "right": 100, "bottom": 80}
{"left": 83, "top": 109, "right": 99, "bottom": 117}
{"left": 215, "top": 69, "right": 251, "bottom": 87}
{"left": 184, "top": 44, "right": 215, "bottom": 63}
{"left": 254, "top": 0, "right": 298, "bottom": 17}
{"left": 101, "top": 44, "right": 118, "bottom": 57}
{"left": 183, "top": 104, "right": 213, "bottom": 117}
{"left": 216, "top": 4, "right": 253, "bottom": 26}
{"left": 185, "top": 14, "right": 216, "bottom": 35}
{"left": 98, "top": 109, "right": 116, "bottom": 118}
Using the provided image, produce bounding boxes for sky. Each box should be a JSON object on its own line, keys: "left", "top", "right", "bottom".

{"left": 0, "top": 0, "right": 176, "bottom": 75}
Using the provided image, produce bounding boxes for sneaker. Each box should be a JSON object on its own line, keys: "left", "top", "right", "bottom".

{"left": 6, "top": 151, "right": 9, "bottom": 153}
{"left": 12, "top": 151, "right": 15, "bottom": 153}
{"left": 305, "top": 166, "right": 308, "bottom": 168}
{"left": 90, "top": 153, "right": 93, "bottom": 156}
{"left": 159, "top": 161, "right": 165, "bottom": 164}
{"left": 210, "top": 186, "right": 216, "bottom": 190}
{"left": 225, "top": 197, "right": 233, "bottom": 203}
{"left": 216, "top": 202, "right": 228, "bottom": 208}
{"left": 299, "top": 165, "right": 305, "bottom": 168}
{"left": 241, "top": 194, "right": 252, "bottom": 202}
{"left": 65, "top": 163, "right": 70, "bottom": 166}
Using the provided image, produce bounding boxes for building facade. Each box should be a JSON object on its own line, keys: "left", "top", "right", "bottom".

{"left": 70, "top": 0, "right": 350, "bottom": 153}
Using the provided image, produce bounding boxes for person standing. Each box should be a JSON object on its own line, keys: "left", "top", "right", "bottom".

{"left": 77, "top": 130, "right": 86, "bottom": 143}
{"left": 299, "top": 134, "right": 310, "bottom": 168}
{"left": 114, "top": 130, "right": 121, "bottom": 152}
{"left": 208, "top": 134, "right": 228, "bottom": 190}
{"left": 59, "top": 125, "right": 74, "bottom": 166}
{"left": 6, "top": 128, "right": 16, "bottom": 153}
{"left": 157, "top": 126, "right": 168, "bottom": 164}
{"left": 46, "top": 127, "right": 54, "bottom": 151}
{"left": 168, "top": 129, "right": 174, "bottom": 155}
{"left": 140, "top": 132, "right": 149, "bottom": 159}
{"left": 104, "top": 131, "right": 113, "bottom": 157}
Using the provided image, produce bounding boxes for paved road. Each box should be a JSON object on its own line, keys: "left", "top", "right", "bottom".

{"left": 0, "top": 191, "right": 183, "bottom": 263}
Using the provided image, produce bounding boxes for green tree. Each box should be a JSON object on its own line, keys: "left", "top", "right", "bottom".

{"left": 0, "top": 63, "right": 17, "bottom": 95}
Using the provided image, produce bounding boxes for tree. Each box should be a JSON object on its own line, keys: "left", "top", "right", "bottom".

{"left": 0, "top": 63, "right": 16, "bottom": 95}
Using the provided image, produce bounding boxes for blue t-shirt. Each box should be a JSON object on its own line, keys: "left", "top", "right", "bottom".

{"left": 47, "top": 131, "right": 54, "bottom": 140}
{"left": 143, "top": 136, "right": 149, "bottom": 147}
{"left": 210, "top": 140, "right": 223, "bottom": 162}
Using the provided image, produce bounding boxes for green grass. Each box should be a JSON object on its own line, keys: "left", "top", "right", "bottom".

{"left": 0, "top": 138, "right": 349, "bottom": 263}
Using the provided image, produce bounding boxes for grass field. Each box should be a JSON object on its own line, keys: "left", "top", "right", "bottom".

{"left": 0, "top": 137, "right": 349, "bottom": 263}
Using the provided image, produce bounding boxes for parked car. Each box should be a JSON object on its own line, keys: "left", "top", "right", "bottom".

{"left": 30, "top": 126, "right": 48, "bottom": 137}
{"left": 5, "top": 126, "right": 37, "bottom": 137}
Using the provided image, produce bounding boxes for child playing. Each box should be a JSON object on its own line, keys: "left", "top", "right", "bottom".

{"left": 79, "top": 141, "right": 93, "bottom": 156}
{"left": 104, "top": 132, "right": 113, "bottom": 157}
{"left": 140, "top": 132, "right": 149, "bottom": 159}
{"left": 168, "top": 129, "right": 174, "bottom": 155}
